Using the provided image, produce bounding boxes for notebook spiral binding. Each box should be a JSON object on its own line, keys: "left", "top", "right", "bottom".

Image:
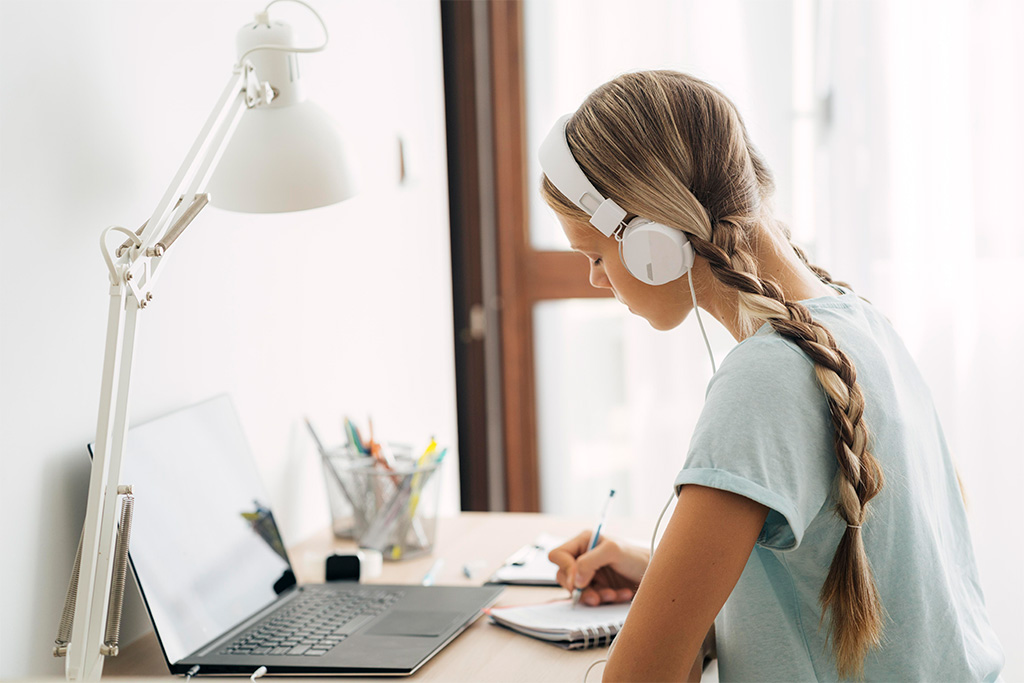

{"left": 579, "top": 624, "right": 617, "bottom": 649}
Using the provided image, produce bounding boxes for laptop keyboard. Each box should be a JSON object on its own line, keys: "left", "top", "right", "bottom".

{"left": 219, "top": 586, "right": 404, "bottom": 657}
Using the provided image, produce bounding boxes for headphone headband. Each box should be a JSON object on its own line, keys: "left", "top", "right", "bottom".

{"left": 539, "top": 113, "right": 694, "bottom": 287}
{"left": 538, "top": 114, "right": 626, "bottom": 237}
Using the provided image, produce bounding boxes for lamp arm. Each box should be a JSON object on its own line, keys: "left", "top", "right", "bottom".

{"left": 121, "top": 67, "right": 248, "bottom": 293}
{"left": 62, "top": 65, "right": 255, "bottom": 682}
{"left": 64, "top": 286, "right": 141, "bottom": 682}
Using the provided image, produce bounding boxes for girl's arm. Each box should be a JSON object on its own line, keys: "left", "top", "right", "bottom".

{"left": 603, "top": 484, "right": 767, "bottom": 682}
{"left": 686, "top": 625, "right": 716, "bottom": 680}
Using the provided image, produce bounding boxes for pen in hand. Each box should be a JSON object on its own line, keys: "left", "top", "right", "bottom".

{"left": 571, "top": 489, "right": 615, "bottom": 609}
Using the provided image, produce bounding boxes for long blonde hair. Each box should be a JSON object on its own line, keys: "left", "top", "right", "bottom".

{"left": 541, "top": 70, "right": 884, "bottom": 678}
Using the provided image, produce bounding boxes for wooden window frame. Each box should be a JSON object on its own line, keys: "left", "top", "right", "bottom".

{"left": 444, "top": 0, "right": 612, "bottom": 513}
{"left": 489, "top": 0, "right": 612, "bottom": 511}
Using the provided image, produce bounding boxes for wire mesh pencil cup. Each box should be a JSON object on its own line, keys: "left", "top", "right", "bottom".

{"left": 323, "top": 445, "right": 441, "bottom": 561}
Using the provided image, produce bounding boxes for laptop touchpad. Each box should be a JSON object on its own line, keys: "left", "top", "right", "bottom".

{"left": 366, "top": 611, "right": 463, "bottom": 637}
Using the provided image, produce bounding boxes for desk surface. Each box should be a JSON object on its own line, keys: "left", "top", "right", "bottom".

{"left": 104, "top": 513, "right": 667, "bottom": 682}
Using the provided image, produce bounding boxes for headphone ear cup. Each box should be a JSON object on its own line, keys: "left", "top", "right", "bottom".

{"left": 618, "top": 218, "right": 695, "bottom": 285}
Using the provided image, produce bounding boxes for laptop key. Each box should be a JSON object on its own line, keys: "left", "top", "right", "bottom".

{"left": 219, "top": 588, "right": 405, "bottom": 658}
{"left": 336, "top": 614, "right": 375, "bottom": 635}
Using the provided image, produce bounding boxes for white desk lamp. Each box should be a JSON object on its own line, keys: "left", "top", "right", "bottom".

{"left": 53, "top": 2, "right": 354, "bottom": 679}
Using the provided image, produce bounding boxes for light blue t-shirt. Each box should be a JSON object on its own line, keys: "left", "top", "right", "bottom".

{"left": 674, "top": 288, "right": 1004, "bottom": 681}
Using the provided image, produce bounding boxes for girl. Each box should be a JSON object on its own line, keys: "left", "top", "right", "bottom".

{"left": 541, "top": 71, "right": 1003, "bottom": 681}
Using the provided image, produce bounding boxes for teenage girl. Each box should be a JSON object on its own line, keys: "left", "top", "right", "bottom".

{"left": 540, "top": 70, "right": 1004, "bottom": 681}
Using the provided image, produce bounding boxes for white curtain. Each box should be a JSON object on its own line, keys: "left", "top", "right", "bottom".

{"left": 819, "top": 1, "right": 1023, "bottom": 672}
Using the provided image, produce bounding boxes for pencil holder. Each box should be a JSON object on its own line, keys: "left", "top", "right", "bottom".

{"left": 323, "top": 446, "right": 442, "bottom": 561}
{"left": 322, "top": 452, "right": 359, "bottom": 539}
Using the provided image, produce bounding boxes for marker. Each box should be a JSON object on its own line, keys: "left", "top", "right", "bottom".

{"left": 417, "top": 437, "right": 438, "bottom": 466}
{"left": 344, "top": 416, "right": 366, "bottom": 454}
{"left": 571, "top": 489, "right": 616, "bottom": 609}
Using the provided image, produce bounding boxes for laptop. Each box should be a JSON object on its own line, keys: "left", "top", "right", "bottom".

{"left": 92, "top": 394, "right": 503, "bottom": 676}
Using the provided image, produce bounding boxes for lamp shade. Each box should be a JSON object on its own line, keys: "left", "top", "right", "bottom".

{"left": 208, "top": 99, "right": 356, "bottom": 213}
{"left": 207, "top": 16, "right": 356, "bottom": 213}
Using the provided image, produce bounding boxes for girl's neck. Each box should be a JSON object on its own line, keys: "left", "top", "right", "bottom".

{"left": 695, "top": 225, "right": 837, "bottom": 342}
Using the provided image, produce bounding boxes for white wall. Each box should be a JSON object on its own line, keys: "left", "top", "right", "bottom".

{"left": 0, "top": 1, "right": 457, "bottom": 677}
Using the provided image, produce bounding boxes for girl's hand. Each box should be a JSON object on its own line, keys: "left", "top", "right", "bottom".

{"left": 547, "top": 531, "right": 650, "bottom": 606}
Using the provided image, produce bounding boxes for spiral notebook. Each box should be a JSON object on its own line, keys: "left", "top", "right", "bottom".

{"left": 486, "top": 600, "right": 630, "bottom": 650}
{"left": 486, "top": 533, "right": 564, "bottom": 586}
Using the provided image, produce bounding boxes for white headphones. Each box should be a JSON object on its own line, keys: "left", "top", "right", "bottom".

{"left": 539, "top": 114, "right": 695, "bottom": 286}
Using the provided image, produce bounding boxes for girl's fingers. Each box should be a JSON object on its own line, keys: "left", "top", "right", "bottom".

{"left": 548, "top": 530, "right": 597, "bottom": 593}
{"left": 548, "top": 531, "right": 640, "bottom": 599}
{"left": 579, "top": 586, "right": 633, "bottom": 607}
{"left": 547, "top": 531, "right": 594, "bottom": 567}
{"left": 581, "top": 587, "right": 601, "bottom": 606}
{"left": 555, "top": 566, "right": 575, "bottom": 593}
{"left": 573, "top": 539, "right": 624, "bottom": 588}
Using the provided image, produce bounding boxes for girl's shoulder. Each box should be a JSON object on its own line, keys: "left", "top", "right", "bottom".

{"left": 712, "top": 288, "right": 878, "bottom": 393}
{"left": 710, "top": 329, "right": 819, "bottom": 399}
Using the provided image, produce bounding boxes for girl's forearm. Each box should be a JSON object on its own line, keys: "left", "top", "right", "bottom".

{"left": 687, "top": 626, "right": 716, "bottom": 682}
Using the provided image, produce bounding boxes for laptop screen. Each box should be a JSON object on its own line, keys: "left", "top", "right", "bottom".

{"left": 109, "top": 395, "right": 292, "bottom": 665}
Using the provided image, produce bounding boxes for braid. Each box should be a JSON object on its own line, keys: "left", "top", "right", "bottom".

{"left": 691, "top": 218, "right": 885, "bottom": 678}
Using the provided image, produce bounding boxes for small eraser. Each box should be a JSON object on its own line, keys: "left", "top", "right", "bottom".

{"left": 358, "top": 549, "right": 383, "bottom": 579}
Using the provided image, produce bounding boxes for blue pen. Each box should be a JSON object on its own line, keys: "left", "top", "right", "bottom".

{"left": 571, "top": 489, "right": 616, "bottom": 609}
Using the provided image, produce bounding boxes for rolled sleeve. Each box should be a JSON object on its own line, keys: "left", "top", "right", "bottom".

{"left": 676, "top": 335, "right": 837, "bottom": 552}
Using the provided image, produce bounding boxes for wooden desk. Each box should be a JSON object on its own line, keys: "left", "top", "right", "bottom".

{"left": 104, "top": 513, "right": 652, "bottom": 681}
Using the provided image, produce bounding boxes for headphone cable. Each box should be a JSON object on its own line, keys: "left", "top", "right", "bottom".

{"left": 688, "top": 268, "right": 717, "bottom": 374}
